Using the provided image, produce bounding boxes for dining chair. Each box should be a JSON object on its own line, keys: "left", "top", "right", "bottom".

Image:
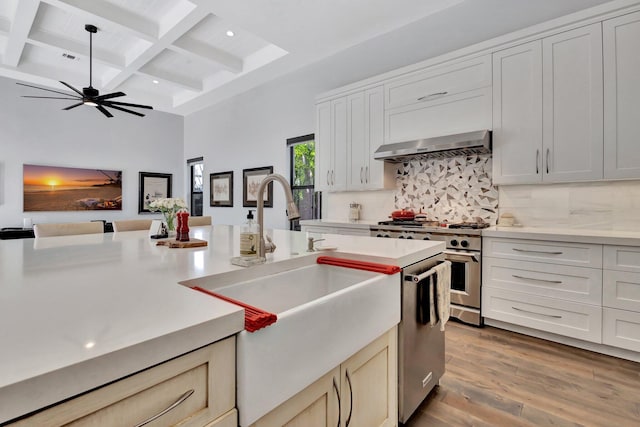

{"left": 188, "top": 216, "right": 212, "bottom": 226}
{"left": 33, "top": 222, "right": 104, "bottom": 237}
{"left": 112, "top": 219, "right": 153, "bottom": 232}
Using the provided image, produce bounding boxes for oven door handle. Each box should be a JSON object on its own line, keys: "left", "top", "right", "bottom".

{"left": 444, "top": 250, "right": 480, "bottom": 262}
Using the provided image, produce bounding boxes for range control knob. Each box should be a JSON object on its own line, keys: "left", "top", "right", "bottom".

{"left": 460, "top": 240, "right": 469, "bottom": 248}
{"left": 384, "top": 235, "right": 391, "bottom": 238}
{"left": 398, "top": 235, "right": 405, "bottom": 239}
{"left": 376, "top": 234, "right": 384, "bottom": 238}
{"left": 422, "top": 236, "right": 431, "bottom": 241}
{"left": 450, "top": 239, "right": 459, "bottom": 247}
{"left": 406, "top": 235, "right": 414, "bottom": 239}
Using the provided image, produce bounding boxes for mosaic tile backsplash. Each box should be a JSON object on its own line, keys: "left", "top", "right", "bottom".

{"left": 395, "top": 154, "right": 499, "bottom": 224}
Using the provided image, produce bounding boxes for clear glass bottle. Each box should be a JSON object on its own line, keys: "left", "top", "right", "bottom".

{"left": 240, "top": 209, "right": 259, "bottom": 257}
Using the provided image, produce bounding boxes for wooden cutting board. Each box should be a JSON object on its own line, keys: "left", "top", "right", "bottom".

{"left": 156, "top": 238, "right": 208, "bottom": 248}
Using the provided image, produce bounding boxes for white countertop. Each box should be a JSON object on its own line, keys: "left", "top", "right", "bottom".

{"left": 0, "top": 225, "right": 443, "bottom": 423}
{"left": 483, "top": 226, "right": 640, "bottom": 246}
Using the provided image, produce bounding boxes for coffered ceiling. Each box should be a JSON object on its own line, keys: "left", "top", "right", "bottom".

{"left": 0, "top": 0, "right": 617, "bottom": 116}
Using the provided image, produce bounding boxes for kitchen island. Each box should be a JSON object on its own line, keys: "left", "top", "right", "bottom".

{"left": 0, "top": 225, "right": 444, "bottom": 424}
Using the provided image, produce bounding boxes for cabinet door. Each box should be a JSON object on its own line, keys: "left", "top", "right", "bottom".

{"left": 603, "top": 11, "right": 640, "bottom": 179}
{"left": 347, "top": 92, "right": 367, "bottom": 190}
{"left": 316, "top": 101, "right": 332, "bottom": 191}
{"left": 543, "top": 24, "right": 603, "bottom": 182}
{"left": 251, "top": 368, "right": 340, "bottom": 427}
{"left": 341, "top": 328, "right": 397, "bottom": 427}
{"left": 492, "top": 41, "right": 543, "bottom": 185}
{"left": 331, "top": 98, "right": 348, "bottom": 192}
{"left": 364, "top": 86, "right": 389, "bottom": 190}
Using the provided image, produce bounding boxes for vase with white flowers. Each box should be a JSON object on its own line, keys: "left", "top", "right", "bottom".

{"left": 147, "top": 198, "right": 188, "bottom": 235}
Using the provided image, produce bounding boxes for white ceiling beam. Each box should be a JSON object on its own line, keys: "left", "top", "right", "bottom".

{"left": 40, "top": 0, "right": 158, "bottom": 42}
{"left": 3, "top": 0, "right": 40, "bottom": 67}
{"left": 170, "top": 36, "right": 242, "bottom": 74}
{"left": 28, "top": 29, "right": 125, "bottom": 68}
{"left": 136, "top": 67, "right": 202, "bottom": 92}
{"left": 102, "top": 8, "right": 210, "bottom": 92}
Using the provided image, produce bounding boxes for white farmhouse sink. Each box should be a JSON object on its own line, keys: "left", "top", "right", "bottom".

{"left": 213, "top": 263, "right": 400, "bottom": 427}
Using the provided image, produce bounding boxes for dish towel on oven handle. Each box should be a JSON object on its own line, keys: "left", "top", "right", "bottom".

{"left": 432, "top": 260, "right": 451, "bottom": 331}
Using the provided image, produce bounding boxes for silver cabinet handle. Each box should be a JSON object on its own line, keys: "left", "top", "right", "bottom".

{"left": 333, "top": 377, "right": 341, "bottom": 427}
{"left": 417, "top": 91, "right": 448, "bottom": 101}
{"left": 513, "top": 248, "right": 563, "bottom": 255}
{"left": 345, "top": 369, "right": 353, "bottom": 427}
{"left": 327, "top": 170, "right": 330, "bottom": 186}
{"left": 134, "top": 389, "right": 194, "bottom": 427}
{"left": 331, "top": 170, "right": 335, "bottom": 186}
{"left": 512, "top": 306, "right": 562, "bottom": 319}
{"left": 365, "top": 166, "right": 369, "bottom": 183}
{"left": 546, "top": 148, "right": 550, "bottom": 174}
{"left": 536, "top": 149, "right": 540, "bottom": 174}
{"left": 360, "top": 166, "right": 364, "bottom": 184}
{"left": 512, "top": 274, "right": 562, "bottom": 284}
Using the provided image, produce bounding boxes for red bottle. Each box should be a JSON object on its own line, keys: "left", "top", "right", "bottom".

{"left": 176, "top": 211, "right": 190, "bottom": 242}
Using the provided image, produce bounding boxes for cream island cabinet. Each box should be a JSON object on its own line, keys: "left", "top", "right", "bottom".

{"left": 482, "top": 227, "right": 640, "bottom": 362}
{"left": 251, "top": 327, "right": 397, "bottom": 427}
{"left": 0, "top": 226, "right": 444, "bottom": 425}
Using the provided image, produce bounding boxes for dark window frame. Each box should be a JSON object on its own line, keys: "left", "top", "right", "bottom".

{"left": 187, "top": 157, "right": 204, "bottom": 216}
{"left": 287, "top": 134, "right": 316, "bottom": 231}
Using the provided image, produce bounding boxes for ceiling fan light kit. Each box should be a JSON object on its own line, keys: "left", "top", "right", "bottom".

{"left": 17, "top": 24, "right": 154, "bottom": 118}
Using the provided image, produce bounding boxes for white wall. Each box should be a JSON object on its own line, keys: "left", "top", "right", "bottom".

{"left": 0, "top": 76, "right": 184, "bottom": 227}
{"left": 185, "top": 69, "right": 328, "bottom": 230}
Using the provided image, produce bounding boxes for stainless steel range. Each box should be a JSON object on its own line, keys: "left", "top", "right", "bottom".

{"left": 370, "top": 220, "right": 485, "bottom": 326}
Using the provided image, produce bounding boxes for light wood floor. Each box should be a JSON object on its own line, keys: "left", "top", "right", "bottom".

{"left": 405, "top": 322, "right": 640, "bottom": 427}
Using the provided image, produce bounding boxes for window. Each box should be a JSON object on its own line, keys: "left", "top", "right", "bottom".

{"left": 288, "top": 134, "right": 319, "bottom": 231}
{"left": 187, "top": 157, "right": 204, "bottom": 216}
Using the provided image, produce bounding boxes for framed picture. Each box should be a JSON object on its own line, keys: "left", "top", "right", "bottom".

{"left": 210, "top": 171, "right": 233, "bottom": 207}
{"left": 23, "top": 164, "right": 122, "bottom": 211}
{"left": 139, "top": 172, "right": 172, "bottom": 213}
{"left": 243, "top": 166, "right": 273, "bottom": 207}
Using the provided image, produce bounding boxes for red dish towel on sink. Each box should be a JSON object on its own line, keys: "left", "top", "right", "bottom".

{"left": 191, "top": 286, "right": 277, "bottom": 332}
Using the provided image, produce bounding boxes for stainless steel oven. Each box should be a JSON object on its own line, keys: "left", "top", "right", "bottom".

{"left": 370, "top": 221, "right": 484, "bottom": 326}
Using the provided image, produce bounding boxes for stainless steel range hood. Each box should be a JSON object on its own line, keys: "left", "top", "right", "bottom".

{"left": 374, "top": 130, "right": 491, "bottom": 162}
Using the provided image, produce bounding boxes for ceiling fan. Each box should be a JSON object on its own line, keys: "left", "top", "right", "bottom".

{"left": 17, "top": 24, "right": 153, "bottom": 118}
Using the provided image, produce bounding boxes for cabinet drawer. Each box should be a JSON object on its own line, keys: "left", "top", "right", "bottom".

{"left": 603, "top": 270, "right": 640, "bottom": 311}
{"left": 11, "top": 337, "right": 235, "bottom": 427}
{"left": 483, "top": 237, "right": 602, "bottom": 267}
{"left": 603, "top": 308, "right": 640, "bottom": 352}
{"left": 603, "top": 245, "right": 640, "bottom": 272}
{"left": 483, "top": 288, "right": 602, "bottom": 343}
{"left": 385, "top": 54, "right": 491, "bottom": 109}
{"left": 483, "top": 257, "right": 602, "bottom": 304}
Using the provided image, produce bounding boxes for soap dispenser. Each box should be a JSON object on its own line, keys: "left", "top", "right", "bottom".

{"left": 240, "top": 209, "right": 259, "bottom": 257}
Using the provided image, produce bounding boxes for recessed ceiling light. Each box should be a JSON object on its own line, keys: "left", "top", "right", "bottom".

{"left": 226, "top": 30, "right": 234, "bottom": 37}
{"left": 152, "top": 79, "right": 159, "bottom": 84}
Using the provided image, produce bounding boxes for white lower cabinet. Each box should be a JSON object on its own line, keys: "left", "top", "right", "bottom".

{"left": 483, "top": 237, "right": 603, "bottom": 343}
{"left": 251, "top": 327, "right": 398, "bottom": 427}
{"left": 9, "top": 337, "right": 236, "bottom": 427}
{"left": 602, "top": 245, "right": 640, "bottom": 351}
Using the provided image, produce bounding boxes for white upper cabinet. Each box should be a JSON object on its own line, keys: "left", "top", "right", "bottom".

{"left": 543, "top": 24, "right": 603, "bottom": 182}
{"left": 315, "top": 98, "right": 348, "bottom": 192}
{"left": 492, "top": 41, "right": 543, "bottom": 184}
{"left": 316, "top": 86, "right": 392, "bottom": 192}
{"left": 603, "top": 11, "right": 640, "bottom": 179}
{"left": 384, "top": 55, "right": 492, "bottom": 143}
{"left": 493, "top": 23, "right": 604, "bottom": 185}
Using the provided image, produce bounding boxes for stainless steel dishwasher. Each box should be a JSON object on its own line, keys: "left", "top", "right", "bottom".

{"left": 398, "top": 253, "right": 446, "bottom": 424}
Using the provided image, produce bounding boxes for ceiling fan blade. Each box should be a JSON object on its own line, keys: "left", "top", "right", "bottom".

{"left": 59, "top": 81, "right": 85, "bottom": 97}
{"left": 103, "top": 103, "right": 146, "bottom": 117}
{"left": 95, "top": 92, "right": 126, "bottom": 101}
{"left": 22, "top": 95, "right": 82, "bottom": 100}
{"left": 63, "top": 102, "right": 85, "bottom": 110}
{"left": 102, "top": 100, "right": 153, "bottom": 109}
{"left": 96, "top": 105, "right": 113, "bottom": 118}
{"left": 16, "top": 82, "right": 77, "bottom": 97}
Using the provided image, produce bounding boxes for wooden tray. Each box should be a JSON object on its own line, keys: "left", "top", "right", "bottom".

{"left": 156, "top": 238, "right": 208, "bottom": 248}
